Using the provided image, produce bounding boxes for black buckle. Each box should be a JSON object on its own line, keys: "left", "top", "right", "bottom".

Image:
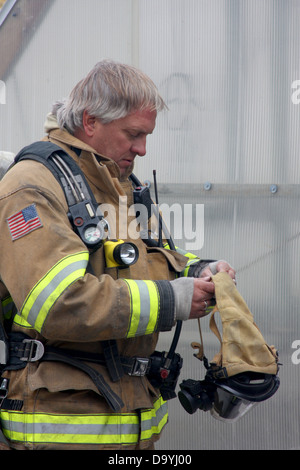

{"left": 21, "top": 339, "right": 44, "bottom": 362}
{"left": 128, "top": 357, "right": 150, "bottom": 377}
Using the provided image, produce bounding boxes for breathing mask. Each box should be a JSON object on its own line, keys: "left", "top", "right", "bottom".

{"left": 179, "top": 370, "right": 279, "bottom": 423}
{"left": 178, "top": 272, "right": 280, "bottom": 423}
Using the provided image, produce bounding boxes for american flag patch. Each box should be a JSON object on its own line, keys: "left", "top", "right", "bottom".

{"left": 7, "top": 204, "right": 43, "bottom": 241}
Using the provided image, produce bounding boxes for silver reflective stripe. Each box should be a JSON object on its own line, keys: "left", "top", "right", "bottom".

{"left": 26, "top": 259, "right": 88, "bottom": 327}
{"left": 1, "top": 396, "right": 168, "bottom": 445}
{"left": 141, "top": 400, "right": 168, "bottom": 432}
{"left": 124, "top": 279, "right": 159, "bottom": 338}
{"left": 19, "top": 252, "right": 89, "bottom": 332}
{"left": 1, "top": 411, "right": 140, "bottom": 445}
{"left": 2, "top": 419, "right": 139, "bottom": 437}
{"left": 134, "top": 280, "right": 151, "bottom": 336}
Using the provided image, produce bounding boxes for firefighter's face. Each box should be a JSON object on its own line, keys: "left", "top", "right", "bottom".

{"left": 81, "top": 108, "right": 157, "bottom": 176}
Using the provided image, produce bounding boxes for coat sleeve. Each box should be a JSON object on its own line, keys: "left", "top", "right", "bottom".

{"left": 0, "top": 161, "right": 175, "bottom": 342}
{"left": 163, "top": 242, "right": 215, "bottom": 277}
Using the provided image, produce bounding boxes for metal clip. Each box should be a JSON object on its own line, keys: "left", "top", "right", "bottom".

{"left": 0, "top": 377, "right": 8, "bottom": 410}
{"left": 0, "top": 340, "right": 8, "bottom": 365}
{"left": 128, "top": 357, "right": 150, "bottom": 377}
{"left": 0, "top": 378, "right": 8, "bottom": 399}
{"left": 21, "top": 339, "right": 44, "bottom": 362}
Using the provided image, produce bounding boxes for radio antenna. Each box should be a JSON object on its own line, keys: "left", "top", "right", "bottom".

{"left": 153, "top": 170, "right": 162, "bottom": 247}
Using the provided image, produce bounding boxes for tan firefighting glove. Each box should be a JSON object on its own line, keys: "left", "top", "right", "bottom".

{"left": 192, "top": 272, "right": 278, "bottom": 377}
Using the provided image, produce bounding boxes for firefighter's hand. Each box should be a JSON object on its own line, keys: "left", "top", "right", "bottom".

{"left": 188, "top": 277, "right": 215, "bottom": 320}
{"left": 200, "top": 260, "right": 236, "bottom": 281}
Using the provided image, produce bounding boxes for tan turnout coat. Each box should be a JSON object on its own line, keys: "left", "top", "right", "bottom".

{"left": 0, "top": 125, "right": 187, "bottom": 449}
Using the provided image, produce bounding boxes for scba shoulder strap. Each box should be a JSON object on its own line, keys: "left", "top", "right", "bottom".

{"left": 14, "top": 141, "right": 108, "bottom": 251}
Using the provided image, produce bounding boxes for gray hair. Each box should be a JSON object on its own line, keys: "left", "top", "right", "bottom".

{"left": 52, "top": 59, "right": 167, "bottom": 134}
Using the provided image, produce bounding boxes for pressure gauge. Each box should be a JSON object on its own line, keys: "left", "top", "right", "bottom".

{"left": 84, "top": 225, "right": 103, "bottom": 244}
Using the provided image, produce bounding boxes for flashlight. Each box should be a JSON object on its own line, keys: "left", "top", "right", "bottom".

{"left": 104, "top": 240, "right": 139, "bottom": 268}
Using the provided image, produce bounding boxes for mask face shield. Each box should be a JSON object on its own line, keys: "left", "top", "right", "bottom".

{"left": 210, "top": 386, "right": 256, "bottom": 423}
{"left": 178, "top": 372, "right": 279, "bottom": 422}
{"left": 209, "top": 372, "right": 280, "bottom": 423}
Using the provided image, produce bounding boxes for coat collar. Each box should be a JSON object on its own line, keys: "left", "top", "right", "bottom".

{"left": 45, "top": 128, "right": 134, "bottom": 204}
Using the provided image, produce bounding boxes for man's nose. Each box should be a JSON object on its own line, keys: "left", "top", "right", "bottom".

{"left": 132, "top": 136, "right": 147, "bottom": 156}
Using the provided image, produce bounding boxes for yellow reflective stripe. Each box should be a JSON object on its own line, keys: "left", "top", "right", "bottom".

{"left": 140, "top": 396, "right": 168, "bottom": 440}
{"left": 124, "top": 280, "right": 159, "bottom": 338}
{"left": 145, "top": 281, "right": 159, "bottom": 334}
{"left": 1, "top": 396, "right": 167, "bottom": 446}
{"left": 20, "top": 251, "right": 89, "bottom": 332}
{"left": 163, "top": 243, "right": 199, "bottom": 277}
{"left": 182, "top": 258, "right": 199, "bottom": 277}
{"left": 1, "top": 410, "right": 139, "bottom": 445}
{"left": 126, "top": 279, "right": 140, "bottom": 336}
{"left": 163, "top": 243, "right": 198, "bottom": 260}
{"left": 13, "top": 313, "right": 33, "bottom": 329}
{"left": 1, "top": 296, "right": 14, "bottom": 320}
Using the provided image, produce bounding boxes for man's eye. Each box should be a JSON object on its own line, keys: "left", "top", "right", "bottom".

{"left": 128, "top": 131, "right": 143, "bottom": 138}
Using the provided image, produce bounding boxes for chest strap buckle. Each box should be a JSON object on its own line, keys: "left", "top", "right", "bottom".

{"left": 20, "top": 339, "right": 45, "bottom": 362}
{"left": 128, "top": 357, "right": 150, "bottom": 376}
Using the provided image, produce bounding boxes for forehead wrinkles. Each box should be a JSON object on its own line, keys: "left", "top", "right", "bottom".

{"left": 119, "top": 110, "right": 156, "bottom": 134}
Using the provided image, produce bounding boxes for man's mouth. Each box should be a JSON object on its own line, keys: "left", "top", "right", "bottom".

{"left": 122, "top": 158, "right": 134, "bottom": 166}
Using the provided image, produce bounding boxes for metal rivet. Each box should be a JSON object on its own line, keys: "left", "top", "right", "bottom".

{"left": 270, "top": 184, "right": 278, "bottom": 194}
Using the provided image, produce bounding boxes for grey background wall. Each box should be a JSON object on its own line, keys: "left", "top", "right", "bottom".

{"left": 0, "top": 0, "right": 299, "bottom": 449}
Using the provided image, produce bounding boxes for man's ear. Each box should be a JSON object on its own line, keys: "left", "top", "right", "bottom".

{"left": 82, "top": 110, "right": 96, "bottom": 137}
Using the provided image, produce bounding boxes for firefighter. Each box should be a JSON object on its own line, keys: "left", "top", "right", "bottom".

{"left": 0, "top": 60, "right": 235, "bottom": 450}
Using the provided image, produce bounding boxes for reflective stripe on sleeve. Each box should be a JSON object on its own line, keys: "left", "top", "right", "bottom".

{"left": 162, "top": 243, "right": 200, "bottom": 277}
{"left": 124, "top": 279, "right": 174, "bottom": 337}
{"left": 13, "top": 313, "right": 32, "bottom": 329}
{"left": 163, "top": 243, "right": 199, "bottom": 260}
{"left": 124, "top": 280, "right": 159, "bottom": 337}
{"left": 0, "top": 396, "right": 168, "bottom": 446}
{"left": 1, "top": 296, "right": 14, "bottom": 320}
{"left": 20, "top": 251, "right": 89, "bottom": 332}
{"left": 182, "top": 258, "right": 199, "bottom": 277}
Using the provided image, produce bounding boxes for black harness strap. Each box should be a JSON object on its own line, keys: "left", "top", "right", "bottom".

{"left": 101, "top": 340, "right": 125, "bottom": 382}
{"left": 41, "top": 347, "right": 124, "bottom": 412}
{"left": 6, "top": 333, "right": 124, "bottom": 412}
{"left": 14, "top": 141, "right": 98, "bottom": 208}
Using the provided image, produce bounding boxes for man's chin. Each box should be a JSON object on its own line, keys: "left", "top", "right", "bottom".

{"left": 120, "top": 162, "right": 135, "bottom": 180}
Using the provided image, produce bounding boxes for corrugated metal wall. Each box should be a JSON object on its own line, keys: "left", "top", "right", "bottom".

{"left": 1, "top": 0, "right": 300, "bottom": 450}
